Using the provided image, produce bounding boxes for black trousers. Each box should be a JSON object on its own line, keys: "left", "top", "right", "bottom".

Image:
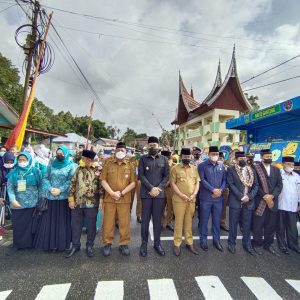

{"left": 228, "top": 206, "right": 253, "bottom": 248}
{"left": 71, "top": 206, "right": 98, "bottom": 249}
{"left": 252, "top": 207, "right": 277, "bottom": 248}
{"left": 141, "top": 198, "right": 165, "bottom": 246}
{"left": 276, "top": 210, "right": 299, "bottom": 250}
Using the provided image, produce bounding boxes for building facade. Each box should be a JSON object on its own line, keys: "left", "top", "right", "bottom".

{"left": 172, "top": 47, "right": 252, "bottom": 150}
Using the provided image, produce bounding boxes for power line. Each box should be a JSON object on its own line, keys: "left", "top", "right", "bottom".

{"left": 0, "top": 3, "right": 16, "bottom": 13}
{"left": 241, "top": 55, "right": 300, "bottom": 84}
{"left": 243, "top": 75, "right": 300, "bottom": 92}
{"left": 40, "top": 3, "right": 295, "bottom": 48}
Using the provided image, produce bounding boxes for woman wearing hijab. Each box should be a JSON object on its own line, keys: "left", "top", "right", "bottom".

{"left": 6, "top": 152, "right": 42, "bottom": 255}
{"left": 0, "top": 152, "right": 16, "bottom": 220}
{"left": 34, "top": 144, "right": 50, "bottom": 175}
{"left": 34, "top": 146, "right": 77, "bottom": 251}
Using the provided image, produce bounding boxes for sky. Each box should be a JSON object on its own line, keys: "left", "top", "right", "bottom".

{"left": 0, "top": 0, "right": 299, "bottom": 137}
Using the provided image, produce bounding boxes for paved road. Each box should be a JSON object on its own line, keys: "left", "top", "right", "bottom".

{"left": 0, "top": 205, "right": 300, "bottom": 300}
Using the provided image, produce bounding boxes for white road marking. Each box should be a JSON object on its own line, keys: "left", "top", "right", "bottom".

{"left": 160, "top": 236, "right": 247, "bottom": 241}
{"left": 149, "top": 219, "right": 154, "bottom": 241}
{"left": 195, "top": 276, "right": 233, "bottom": 300}
{"left": 0, "top": 290, "right": 12, "bottom": 300}
{"left": 94, "top": 281, "right": 124, "bottom": 300}
{"left": 148, "top": 279, "right": 179, "bottom": 300}
{"left": 35, "top": 283, "right": 71, "bottom": 300}
{"left": 241, "top": 277, "right": 282, "bottom": 300}
{"left": 286, "top": 279, "right": 300, "bottom": 294}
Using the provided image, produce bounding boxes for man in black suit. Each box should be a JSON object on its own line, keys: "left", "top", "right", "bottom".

{"left": 227, "top": 152, "right": 258, "bottom": 255}
{"left": 252, "top": 149, "right": 283, "bottom": 255}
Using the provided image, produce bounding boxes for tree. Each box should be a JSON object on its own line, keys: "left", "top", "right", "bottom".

{"left": 159, "top": 129, "right": 175, "bottom": 148}
{"left": 107, "top": 125, "right": 121, "bottom": 139}
{"left": 245, "top": 94, "right": 260, "bottom": 112}
{"left": 121, "top": 128, "right": 137, "bottom": 147}
{"left": 0, "top": 53, "right": 23, "bottom": 113}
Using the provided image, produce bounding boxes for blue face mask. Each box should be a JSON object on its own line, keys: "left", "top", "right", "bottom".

{"left": 0, "top": 151, "right": 5, "bottom": 157}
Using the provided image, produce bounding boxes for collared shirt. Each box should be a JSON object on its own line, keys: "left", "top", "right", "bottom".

{"left": 69, "top": 166, "right": 102, "bottom": 208}
{"left": 198, "top": 159, "right": 227, "bottom": 201}
{"left": 263, "top": 163, "right": 271, "bottom": 176}
{"left": 100, "top": 159, "right": 136, "bottom": 203}
{"left": 138, "top": 154, "right": 169, "bottom": 199}
{"left": 278, "top": 169, "right": 300, "bottom": 212}
{"left": 171, "top": 163, "right": 200, "bottom": 203}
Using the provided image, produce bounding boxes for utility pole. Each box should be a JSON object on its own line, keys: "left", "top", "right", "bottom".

{"left": 22, "top": 0, "right": 39, "bottom": 106}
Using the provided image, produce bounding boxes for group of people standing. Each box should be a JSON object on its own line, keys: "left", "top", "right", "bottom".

{"left": 0, "top": 136, "right": 299, "bottom": 258}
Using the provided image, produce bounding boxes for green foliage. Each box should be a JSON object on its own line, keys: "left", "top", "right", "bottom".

{"left": 121, "top": 128, "right": 137, "bottom": 147}
{"left": 246, "top": 94, "right": 260, "bottom": 112}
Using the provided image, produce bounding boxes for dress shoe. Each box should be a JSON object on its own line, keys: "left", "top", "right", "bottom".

{"left": 166, "top": 224, "right": 174, "bottom": 232}
{"left": 115, "top": 223, "right": 119, "bottom": 229}
{"left": 213, "top": 241, "right": 224, "bottom": 252}
{"left": 253, "top": 247, "right": 263, "bottom": 255}
{"left": 221, "top": 224, "right": 229, "bottom": 232}
{"left": 264, "top": 246, "right": 280, "bottom": 256}
{"left": 64, "top": 247, "right": 80, "bottom": 258}
{"left": 6, "top": 246, "right": 18, "bottom": 256}
{"left": 290, "top": 246, "right": 300, "bottom": 254}
{"left": 119, "top": 245, "right": 130, "bottom": 256}
{"left": 173, "top": 246, "right": 181, "bottom": 256}
{"left": 227, "top": 244, "right": 236, "bottom": 254}
{"left": 102, "top": 244, "right": 112, "bottom": 257}
{"left": 279, "top": 248, "right": 290, "bottom": 255}
{"left": 140, "top": 243, "right": 147, "bottom": 257}
{"left": 186, "top": 244, "right": 199, "bottom": 255}
{"left": 154, "top": 244, "right": 166, "bottom": 256}
{"left": 200, "top": 241, "right": 208, "bottom": 252}
{"left": 86, "top": 246, "right": 95, "bottom": 257}
{"left": 244, "top": 247, "right": 255, "bottom": 256}
{"left": 137, "top": 217, "right": 142, "bottom": 224}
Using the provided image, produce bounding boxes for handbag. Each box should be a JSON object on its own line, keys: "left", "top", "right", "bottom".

{"left": 36, "top": 197, "right": 48, "bottom": 212}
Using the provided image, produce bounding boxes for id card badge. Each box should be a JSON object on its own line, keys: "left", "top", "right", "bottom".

{"left": 17, "top": 180, "right": 27, "bottom": 192}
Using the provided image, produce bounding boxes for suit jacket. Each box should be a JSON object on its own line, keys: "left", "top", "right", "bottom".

{"left": 227, "top": 166, "right": 258, "bottom": 210}
{"left": 254, "top": 163, "right": 283, "bottom": 211}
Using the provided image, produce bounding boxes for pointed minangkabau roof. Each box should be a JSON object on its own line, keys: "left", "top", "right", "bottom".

{"left": 203, "top": 46, "right": 252, "bottom": 110}
{"left": 202, "top": 59, "right": 223, "bottom": 104}
{"left": 179, "top": 73, "right": 200, "bottom": 112}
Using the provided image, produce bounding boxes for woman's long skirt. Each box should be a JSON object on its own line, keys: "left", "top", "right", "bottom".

{"left": 11, "top": 208, "right": 35, "bottom": 249}
{"left": 33, "top": 200, "right": 71, "bottom": 251}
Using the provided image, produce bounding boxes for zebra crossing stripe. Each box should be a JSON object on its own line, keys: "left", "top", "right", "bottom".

{"left": 148, "top": 279, "right": 179, "bottom": 300}
{"left": 195, "top": 276, "right": 233, "bottom": 300}
{"left": 94, "top": 281, "right": 124, "bottom": 300}
{"left": 0, "top": 290, "right": 12, "bottom": 300}
{"left": 241, "top": 277, "right": 282, "bottom": 300}
{"left": 35, "top": 283, "right": 71, "bottom": 300}
{"left": 286, "top": 279, "right": 300, "bottom": 294}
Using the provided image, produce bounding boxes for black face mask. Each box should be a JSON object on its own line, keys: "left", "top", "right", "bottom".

{"left": 56, "top": 154, "right": 65, "bottom": 161}
{"left": 182, "top": 159, "right": 191, "bottom": 165}
{"left": 247, "top": 159, "right": 253, "bottom": 165}
{"left": 238, "top": 160, "right": 246, "bottom": 167}
{"left": 194, "top": 154, "right": 200, "bottom": 159}
{"left": 263, "top": 158, "right": 272, "bottom": 165}
{"left": 149, "top": 147, "right": 159, "bottom": 156}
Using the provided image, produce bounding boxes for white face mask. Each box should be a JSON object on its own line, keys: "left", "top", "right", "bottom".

{"left": 4, "top": 163, "right": 14, "bottom": 169}
{"left": 217, "top": 160, "right": 224, "bottom": 165}
{"left": 210, "top": 155, "right": 218, "bottom": 162}
{"left": 285, "top": 166, "right": 294, "bottom": 173}
{"left": 18, "top": 162, "right": 29, "bottom": 168}
{"left": 116, "top": 151, "right": 126, "bottom": 160}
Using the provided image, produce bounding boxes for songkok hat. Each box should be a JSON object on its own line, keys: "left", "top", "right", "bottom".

{"left": 116, "top": 142, "right": 126, "bottom": 149}
{"left": 260, "top": 149, "right": 272, "bottom": 155}
{"left": 235, "top": 151, "right": 246, "bottom": 158}
{"left": 148, "top": 136, "right": 159, "bottom": 144}
{"left": 82, "top": 150, "right": 96, "bottom": 160}
{"left": 209, "top": 146, "right": 219, "bottom": 153}
{"left": 282, "top": 156, "right": 294, "bottom": 163}
{"left": 181, "top": 148, "right": 191, "bottom": 155}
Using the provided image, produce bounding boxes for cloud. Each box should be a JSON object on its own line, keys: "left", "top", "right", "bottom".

{"left": 0, "top": 0, "right": 299, "bottom": 137}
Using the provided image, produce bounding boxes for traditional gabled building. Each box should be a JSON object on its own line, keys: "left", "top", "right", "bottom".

{"left": 172, "top": 47, "right": 252, "bottom": 149}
